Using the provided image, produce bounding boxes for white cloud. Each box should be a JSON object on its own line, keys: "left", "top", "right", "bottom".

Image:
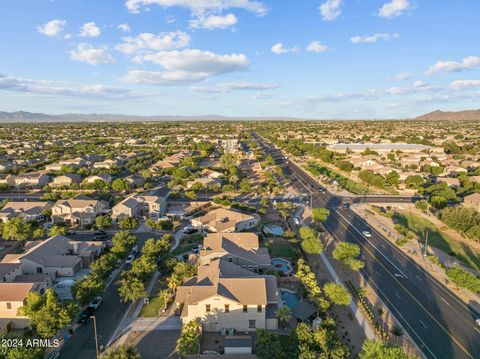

{"left": 191, "top": 81, "right": 279, "bottom": 93}
{"left": 79, "top": 22, "right": 101, "bottom": 38}
{"left": 449, "top": 80, "right": 480, "bottom": 90}
{"left": 378, "top": 0, "right": 411, "bottom": 18}
{"left": 389, "top": 72, "right": 411, "bottom": 81}
{"left": 271, "top": 42, "right": 295, "bottom": 55}
{"left": 37, "top": 19, "right": 67, "bottom": 37}
{"left": 0, "top": 73, "right": 145, "bottom": 100}
{"left": 190, "top": 13, "right": 237, "bottom": 29}
{"left": 116, "top": 31, "right": 191, "bottom": 55}
{"left": 69, "top": 44, "right": 116, "bottom": 65}
{"left": 413, "top": 80, "right": 428, "bottom": 88}
{"left": 425, "top": 56, "right": 480, "bottom": 76}
{"left": 319, "top": 0, "right": 342, "bottom": 21}
{"left": 306, "top": 41, "right": 328, "bottom": 53}
{"left": 252, "top": 92, "right": 274, "bottom": 99}
{"left": 350, "top": 33, "right": 399, "bottom": 44}
{"left": 124, "top": 0, "right": 267, "bottom": 16}
{"left": 122, "top": 49, "right": 249, "bottom": 84}
{"left": 118, "top": 23, "right": 131, "bottom": 32}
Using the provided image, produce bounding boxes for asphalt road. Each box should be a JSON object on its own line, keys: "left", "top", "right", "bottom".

{"left": 252, "top": 132, "right": 480, "bottom": 359}
{"left": 60, "top": 232, "right": 157, "bottom": 359}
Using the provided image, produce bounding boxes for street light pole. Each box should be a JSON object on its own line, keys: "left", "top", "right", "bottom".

{"left": 91, "top": 315, "right": 99, "bottom": 359}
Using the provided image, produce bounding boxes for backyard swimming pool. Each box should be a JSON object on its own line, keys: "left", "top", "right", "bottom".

{"left": 281, "top": 290, "right": 300, "bottom": 309}
{"left": 271, "top": 258, "right": 292, "bottom": 274}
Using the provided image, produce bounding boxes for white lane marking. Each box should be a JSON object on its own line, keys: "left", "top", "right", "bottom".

{"left": 380, "top": 243, "right": 386, "bottom": 248}
{"left": 419, "top": 320, "right": 428, "bottom": 328}
{"left": 377, "top": 272, "right": 382, "bottom": 278}
{"left": 395, "top": 292, "right": 402, "bottom": 299}
{"left": 416, "top": 275, "right": 423, "bottom": 281}
{"left": 441, "top": 297, "right": 450, "bottom": 306}
{"left": 332, "top": 208, "right": 409, "bottom": 279}
{"left": 394, "top": 273, "right": 404, "bottom": 278}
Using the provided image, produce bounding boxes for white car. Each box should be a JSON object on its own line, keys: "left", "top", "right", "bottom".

{"left": 475, "top": 318, "right": 480, "bottom": 327}
{"left": 362, "top": 231, "right": 372, "bottom": 238}
{"left": 125, "top": 254, "right": 135, "bottom": 264}
{"left": 87, "top": 296, "right": 103, "bottom": 310}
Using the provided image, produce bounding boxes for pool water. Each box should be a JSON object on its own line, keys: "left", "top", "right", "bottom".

{"left": 271, "top": 258, "right": 290, "bottom": 273}
{"left": 281, "top": 290, "right": 300, "bottom": 309}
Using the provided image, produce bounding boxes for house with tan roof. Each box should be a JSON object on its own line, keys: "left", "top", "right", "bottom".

{"left": 0, "top": 201, "right": 53, "bottom": 223}
{"left": 51, "top": 197, "right": 109, "bottom": 226}
{"left": 0, "top": 174, "right": 15, "bottom": 187}
{"left": 192, "top": 208, "right": 259, "bottom": 233}
{"left": 0, "top": 235, "right": 104, "bottom": 280}
{"left": 52, "top": 174, "right": 82, "bottom": 187}
{"left": 199, "top": 233, "right": 271, "bottom": 273}
{"left": 0, "top": 283, "right": 37, "bottom": 332}
{"left": 186, "top": 177, "right": 222, "bottom": 190}
{"left": 84, "top": 173, "right": 112, "bottom": 184}
{"left": 463, "top": 193, "right": 480, "bottom": 212}
{"left": 173, "top": 259, "right": 278, "bottom": 332}
{"left": 112, "top": 194, "right": 166, "bottom": 220}
{"left": 13, "top": 172, "right": 50, "bottom": 188}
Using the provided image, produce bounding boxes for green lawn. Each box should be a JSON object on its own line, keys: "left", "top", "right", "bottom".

{"left": 393, "top": 211, "right": 480, "bottom": 271}
{"left": 171, "top": 244, "right": 196, "bottom": 256}
{"left": 266, "top": 241, "right": 293, "bottom": 258}
{"left": 139, "top": 295, "right": 167, "bottom": 317}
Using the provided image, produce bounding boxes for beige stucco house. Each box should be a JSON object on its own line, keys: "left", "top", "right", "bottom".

{"left": 52, "top": 174, "right": 82, "bottom": 187}
{"left": 84, "top": 174, "right": 112, "bottom": 184}
{"left": 192, "top": 208, "right": 259, "bottom": 233}
{"left": 174, "top": 259, "right": 278, "bottom": 333}
{"left": 51, "top": 197, "right": 109, "bottom": 226}
{"left": 111, "top": 194, "right": 166, "bottom": 220}
{"left": 0, "top": 201, "right": 53, "bottom": 223}
{"left": 13, "top": 173, "right": 50, "bottom": 188}
{"left": 199, "top": 233, "right": 271, "bottom": 273}
{"left": 463, "top": 193, "right": 480, "bottom": 212}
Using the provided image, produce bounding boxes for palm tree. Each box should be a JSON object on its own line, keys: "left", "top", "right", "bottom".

{"left": 158, "top": 289, "right": 171, "bottom": 313}
{"left": 276, "top": 306, "right": 292, "bottom": 328}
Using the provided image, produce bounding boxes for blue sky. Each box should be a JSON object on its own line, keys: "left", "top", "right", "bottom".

{"left": 0, "top": 0, "right": 479, "bottom": 119}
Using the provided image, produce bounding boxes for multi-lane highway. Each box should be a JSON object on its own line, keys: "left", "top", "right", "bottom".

{"left": 252, "top": 132, "right": 480, "bottom": 359}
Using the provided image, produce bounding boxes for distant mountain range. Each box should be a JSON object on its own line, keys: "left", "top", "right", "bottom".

{"left": 414, "top": 109, "right": 480, "bottom": 121}
{"left": 0, "top": 109, "right": 479, "bottom": 122}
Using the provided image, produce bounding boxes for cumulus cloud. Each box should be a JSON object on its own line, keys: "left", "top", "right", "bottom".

{"left": 122, "top": 49, "right": 249, "bottom": 84}
{"left": 271, "top": 42, "right": 295, "bottom": 55}
{"left": 69, "top": 44, "right": 116, "bottom": 65}
{"left": 425, "top": 56, "right": 480, "bottom": 76}
{"left": 124, "top": 0, "right": 267, "bottom": 15}
{"left": 116, "top": 31, "right": 190, "bottom": 55}
{"left": 319, "top": 0, "right": 342, "bottom": 21}
{"left": 191, "top": 81, "right": 279, "bottom": 93}
{"left": 389, "top": 72, "right": 411, "bottom": 81}
{"left": 306, "top": 41, "right": 328, "bottom": 53}
{"left": 190, "top": 13, "right": 237, "bottom": 29}
{"left": 118, "top": 23, "right": 131, "bottom": 32}
{"left": 37, "top": 19, "right": 67, "bottom": 37}
{"left": 378, "top": 0, "right": 412, "bottom": 18}
{"left": 350, "top": 33, "right": 399, "bottom": 44}
{"left": 79, "top": 22, "right": 101, "bottom": 37}
{"left": 449, "top": 80, "right": 480, "bottom": 90}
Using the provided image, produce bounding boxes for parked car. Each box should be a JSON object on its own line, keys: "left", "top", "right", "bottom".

{"left": 342, "top": 203, "right": 350, "bottom": 209}
{"left": 362, "top": 230, "right": 372, "bottom": 238}
{"left": 87, "top": 296, "right": 103, "bottom": 311}
{"left": 125, "top": 254, "right": 135, "bottom": 264}
{"left": 192, "top": 244, "right": 203, "bottom": 254}
{"left": 182, "top": 227, "right": 197, "bottom": 234}
{"left": 76, "top": 307, "right": 94, "bottom": 325}
{"left": 476, "top": 318, "right": 480, "bottom": 327}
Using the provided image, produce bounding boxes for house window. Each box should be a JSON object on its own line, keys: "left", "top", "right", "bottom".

{"left": 249, "top": 320, "right": 256, "bottom": 329}
{"left": 243, "top": 305, "right": 248, "bottom": 312}
{"left": 224, "top": 304, "right": 230, "bottom": 313}
{"left": 6, "top": 302, "right": 11, "bottom": 310}
{"left": 257, "top": 305, "right": 262, "bottom": 312}
{"left": 206, "top": 304, "right": 211, "bottom": 312}
{"left": 228, "top": 256, "right": 233, "bottom": 263}
{"left": 36, "top": 267, "right": 43, "bottom": 274}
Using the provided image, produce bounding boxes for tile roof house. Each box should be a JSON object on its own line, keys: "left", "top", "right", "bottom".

{"left": 199, "top": 233, "right": 271, "bottom": 273}
{"left": 51, "top": 197, "right": 109, "bottom": 226}
{"left": 186, "top": 177, "right": 222, "bottom": 189}
{"left": 52, "top": 174, "right": 82, "bottom": 187}
{"left": 112, "top": 194, "right": 166, "bottom": 220}
{"left": 13, "top": 173, "right": 50, "bottom": 188}
{"left": 0, "top": 201, "right": 53, "bottom": 223}
{"left": 463, "top": 193, "right": 480, "bottom": 212}
{"left": 173, "top": 259, "right": 278, "bottom": 332}
{"left": 0, "top": 235, "right": 104, "bottom": 280}
{"left": 192, "top": 208, "right": 260, "bottom": 233}
{"left": 0, "top": 174, "right": 15, "bottom": 186}
{"left": 0, "top": 283, "right": 37, "bottom": 332}
{"left": 84, "top": 173, "right": 112, "bottom": 184}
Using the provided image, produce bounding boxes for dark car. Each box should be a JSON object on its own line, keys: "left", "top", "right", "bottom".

{"left": 342, "top": 203, "right": 350, "bottom": 209}
{"left": 76, "top": 307, "right": 94, "bottom": 325}
{"left": 92, "top": 230, "right": 108, "bottom": 240}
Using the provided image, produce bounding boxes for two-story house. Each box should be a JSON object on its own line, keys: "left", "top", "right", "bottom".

{"left": 111, "top": 194, "right": 166, "bottom": 221}
{"left": 192, "top": 208, "right": 259, "bottom": 233}
{"left": 51, "top": 197, "right": 109, "bottom": 226}
{"left": 174, "top": 259, "right": 278, "bottom": 333}
{"left": 0, "top": 201, "right": 53, "bottom": 223}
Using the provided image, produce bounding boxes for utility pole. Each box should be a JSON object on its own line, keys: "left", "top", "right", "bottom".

{"left": 91, "top": 315, "right": 99, "bottom": 359}
{"left": 424, "top": 229, "right": 429, "bottom": 257}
